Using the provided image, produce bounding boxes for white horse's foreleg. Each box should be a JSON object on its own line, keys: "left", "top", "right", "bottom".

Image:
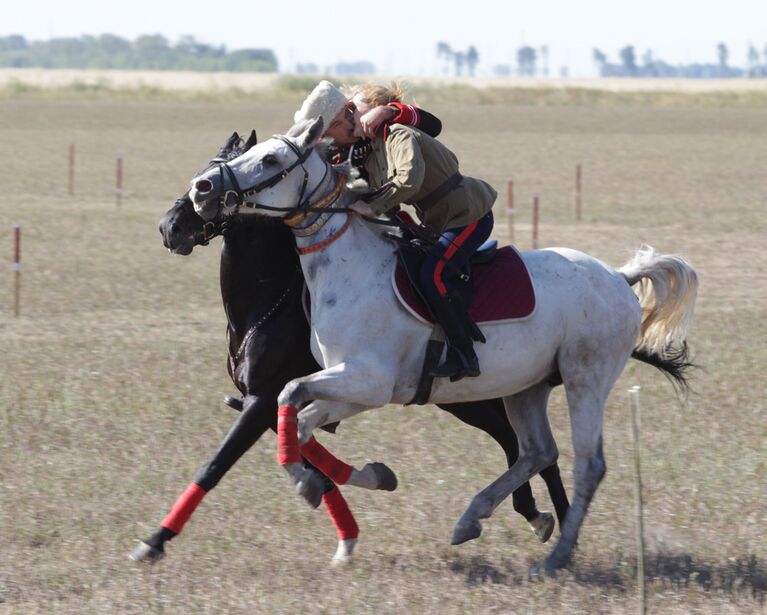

{"left": 276, "top": 363, "right": 395, "bottom": 505}
{"left": 452, "top": 381, "right": 557, "bottom": 545}
{"left": 300, "top": 400, "right": 398, "bottom": 491}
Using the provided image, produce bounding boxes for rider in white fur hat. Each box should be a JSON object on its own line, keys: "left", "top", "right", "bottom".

{"left": 293, "top": 80, "right": 356, "bottom": 146}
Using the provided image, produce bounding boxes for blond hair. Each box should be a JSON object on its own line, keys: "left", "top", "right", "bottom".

{"left": 345, "top": 81, "right": 406, "bottom": 107}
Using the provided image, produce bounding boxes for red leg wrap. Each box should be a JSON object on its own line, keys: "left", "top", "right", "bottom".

{"left": 161, "top": 482, "right": 206, "bottom": 534}
{"left": 301, "top": 436, "right": 353, "bottom": 485}
{"left": 322, "top": 486, "right": 359, "bottom": 540}
{"left": 277, "top": 405, "right": 302, "bottom": 465}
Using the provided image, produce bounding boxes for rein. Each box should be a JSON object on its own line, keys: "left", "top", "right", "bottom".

{"left": 230, "top": 264, "right": 303, "bottom": 366}
{"left": 207, "top": 135, "right": 473, "bottom": 277}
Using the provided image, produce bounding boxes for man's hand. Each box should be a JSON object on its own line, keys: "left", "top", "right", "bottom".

{"left": 349, "top": 200, "right": 375, "bottom": 217}
{"left": 358, "top": 105, "right": 397, "bottom": 139}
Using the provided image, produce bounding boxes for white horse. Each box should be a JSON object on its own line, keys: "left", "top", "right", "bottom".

{"left": 188, "top": 118, "right": 698, "bottom": 572}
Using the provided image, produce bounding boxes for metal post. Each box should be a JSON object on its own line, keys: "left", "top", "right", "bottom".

{"left": 629, "top": 385, "right": 646, "bottom": 615}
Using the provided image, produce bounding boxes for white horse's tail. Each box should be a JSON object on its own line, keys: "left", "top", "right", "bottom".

{"left": 618, "top": 245, "right": 699, "bottom": 356}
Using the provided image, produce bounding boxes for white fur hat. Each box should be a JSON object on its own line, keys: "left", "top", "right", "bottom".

{"left": 293, "top": 80, "right": 347, "bottom": 131}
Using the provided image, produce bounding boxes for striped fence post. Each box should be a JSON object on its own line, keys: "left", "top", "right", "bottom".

{"left": 116, "top": 154, "right": 124, "bottom": 207}
{"left": 506, "top": 179, "right": 515, "bottom": 242}
{"left": 12, "top": 224, "right": 21, "bottom": 316}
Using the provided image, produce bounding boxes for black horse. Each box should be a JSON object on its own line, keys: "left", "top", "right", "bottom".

{"left": 131, "top": 132, "right": 569, "bottom": 563}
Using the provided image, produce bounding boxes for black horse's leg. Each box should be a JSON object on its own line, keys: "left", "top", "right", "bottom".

{"left": 437, "top": 398, "right": 569, "bottom": 538}
{"left": 438, "top": 399, "right": 537, "bottom": 519}
{"left": 131, "top": 394, "right": 276, "bottom": 562}
{"left": 539, "top": 464, "right": 569, "bottom": 527}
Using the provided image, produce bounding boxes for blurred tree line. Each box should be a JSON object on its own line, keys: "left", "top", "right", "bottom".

{"left": 436, "top": 42, "right": 480, "bottom": 76}
{"left": 0, "top": 34, "right": 278, "bottom": 72}
{"left": 593, "top": 43, "right": 767, "bottom": 78}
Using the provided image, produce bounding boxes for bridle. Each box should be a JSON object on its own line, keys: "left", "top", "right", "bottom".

{"left": 209, "top": 136, "right": 328, "bottom": 220}
{"left": 196, "top": 133, "right": 473, "bottom": 277}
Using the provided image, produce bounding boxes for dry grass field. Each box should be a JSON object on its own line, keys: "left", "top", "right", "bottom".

{"left": 0, "top": 76, "right": 765, "bottom": 614}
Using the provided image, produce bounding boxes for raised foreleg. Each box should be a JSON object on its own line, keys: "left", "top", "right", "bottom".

{"left": 451, "top": 381, "right": 558, "bottom": 545}
{"left": 276, "top": 363, "right": 395, "bottom": 506}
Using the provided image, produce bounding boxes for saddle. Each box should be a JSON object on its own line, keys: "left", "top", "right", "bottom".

{"left": 393, "top": 243, "right": 536, "bottom": 326}
{"left": 388, "top": 212, "right": 536, "bottom": 404}
{"left": 389, "top": 211, "right": 536, "bottom": 326}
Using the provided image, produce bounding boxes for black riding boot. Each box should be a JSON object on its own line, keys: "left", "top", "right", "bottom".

{"left": 447, "top": 288, "right": 486, "bottom": 344}
{"left": 429, "top": 297, "right": 480, "bottom": 382}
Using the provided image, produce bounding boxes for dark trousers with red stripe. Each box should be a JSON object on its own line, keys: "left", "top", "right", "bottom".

{"left": 419, "top": 211, "right": 494, "bottom": 307}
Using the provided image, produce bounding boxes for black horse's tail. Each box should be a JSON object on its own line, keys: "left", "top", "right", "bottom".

{"left": 630, "top": 342, "right": 696, "bottom": 397}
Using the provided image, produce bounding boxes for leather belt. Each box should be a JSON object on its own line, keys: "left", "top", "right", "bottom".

{"left": 414, "top": 172, "right": 463, "bottom": 210}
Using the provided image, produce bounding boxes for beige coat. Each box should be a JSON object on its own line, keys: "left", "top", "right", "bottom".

{"left": 363, "top": 124, "right": 496, "bottom": 233}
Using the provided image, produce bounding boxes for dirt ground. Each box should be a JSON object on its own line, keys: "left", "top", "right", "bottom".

{"left": 0, "top": 80, "right": 765, "bottom": 614}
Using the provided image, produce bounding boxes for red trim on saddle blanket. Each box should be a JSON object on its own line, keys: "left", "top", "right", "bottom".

{"left": 161, "top": 482, "right": 206, "bottom": 534}
{"left": 277, "top": 405, "right": 302, "bottom": 465}
{"left": 301, "top": 437, "right": 353, "bottom": 485}
{"left": 393, "top": 245, "right": 537, "bottom": 325}
{"left": 323, "top": 486, "right": 359, "bottom": 540}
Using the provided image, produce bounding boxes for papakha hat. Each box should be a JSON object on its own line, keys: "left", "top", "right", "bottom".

{"left": 293, "top": 80, "right": 347, "bottom": 131}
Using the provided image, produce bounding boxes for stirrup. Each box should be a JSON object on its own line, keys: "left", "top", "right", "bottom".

{"left": 430, "top": 347, "right": 480, "bottom": 381}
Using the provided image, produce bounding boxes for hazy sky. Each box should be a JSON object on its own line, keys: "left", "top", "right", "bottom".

{"left": 6, "top": 0, "right": 767, "bottom": 77}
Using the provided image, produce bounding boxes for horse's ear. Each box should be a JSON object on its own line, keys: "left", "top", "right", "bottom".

{"left": 295, "top": 117, "right": 324, "bottom": 151}
{"left": 218, "top": 131, "right": 240, "bottom": 156}
{"left": 244, "top": 129, "right": 258, "bottom": 149}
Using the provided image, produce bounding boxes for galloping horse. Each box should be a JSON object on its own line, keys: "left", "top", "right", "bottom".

{"left": 188, "top": 117, "right": 698, "bottom": 573}
{"left": 132, "top": 132, "right": 570, "bottom": 564}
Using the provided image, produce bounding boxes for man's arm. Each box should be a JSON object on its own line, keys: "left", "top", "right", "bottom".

{"left": 359, "top": 103, "right": 443, "bottom": 139}
{"left": 388, "top": 102, "right": 442, "bottom": 137}
{"left": 364, "top": 129, "right": 425, "bottom": 216}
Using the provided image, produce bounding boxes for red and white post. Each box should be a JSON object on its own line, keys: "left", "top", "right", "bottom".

{"left": 532, "top": 195, "right": 540, "bottom": 249}
{"left": 68, "top": 144, "right": 75, "bottom": 196}
{"left": 506, "top": 178, "right": 515, "bottom": 242}
{"left": 575, "top": 163, "right": 582, "bottom": 221}
{"left": 12, "top": 224, "right": 21, "bottom": 317}
{"left": 115, "top": 154, "right": 124, "bottom": 207}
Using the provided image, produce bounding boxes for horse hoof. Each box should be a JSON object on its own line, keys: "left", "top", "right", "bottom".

{"left": 369, "top": 462, "right": 398, "bottom": 491}
{"left": 330, "top": 538, "right": 357, "bottom": 567}
{"left": 528, "top": 562, "right": 544, "bottom": 582}
{"left": 331, "top": 554, "right": 354, "bottom": 567}
{"left": 223, "top": 396, "right": 243, "bottom": 412}
{"left": 544, "top": 550, "right": 570, "bottom": 575}
{"left": 450, "top": 519, "right": 483, "bottom": 545}
{"left": 531, "top": 512, "right": 555, "bottom": 543}
{"left": 296, "top": 471, "right": 324, "bottom": 509}
{"left": 129, "top": 541, "right": 165, "bottom": 564}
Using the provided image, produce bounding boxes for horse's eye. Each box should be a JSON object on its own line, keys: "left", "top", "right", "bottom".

{"left": 263, "top": 154, "right": 278, "bottom": 165}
